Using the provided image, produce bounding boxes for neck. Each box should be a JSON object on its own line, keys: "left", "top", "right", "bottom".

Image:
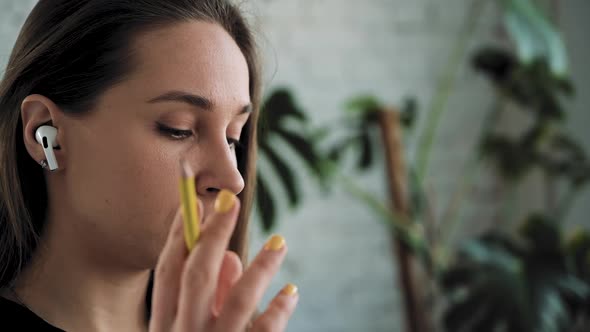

{"left": 11, "top": 213, "right": 151, "bottom": 332}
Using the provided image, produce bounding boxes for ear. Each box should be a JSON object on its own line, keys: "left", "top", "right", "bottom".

{"left": 21, "top": 94, "right": 64, "bottom": 169}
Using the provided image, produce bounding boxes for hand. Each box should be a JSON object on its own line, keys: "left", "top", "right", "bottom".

{"left": 149, "top": 190, "right": 299, "bottom": 331}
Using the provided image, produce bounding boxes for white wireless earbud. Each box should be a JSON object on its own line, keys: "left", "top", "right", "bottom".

{"left": 35, "top": 125, "right": 59, "bottom": 171}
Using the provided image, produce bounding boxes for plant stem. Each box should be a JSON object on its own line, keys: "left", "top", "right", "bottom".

{"left": 337, "top": 173, "right": 430, "bottom": 262}
{"left": 415, "top": 0, "right": 487, "bottom": 182}
{"left": 439, "top": 95, "right": 504, "bottom": 244}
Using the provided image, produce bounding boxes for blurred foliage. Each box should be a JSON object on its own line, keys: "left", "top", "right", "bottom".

{"left": 324, "top": 0, "right": 590, "bottom": 331}
{"left": 473, "top": 49, "right": 589, "bottom": 186}
{"left": 327, "top": 95, "right": 417, "bottom": 171}
{"left": 255, "top": 88, "right": 332, "bottom": 232}
{"left": 254, "top": 0, "right": 589, "bottom": 330}
{"left": 441, "top": 216, "right": 590, "bottom": 332}
{"left": 439, "top": 0, "right": 590, "bottom": 331}
{"left": 500, "top": 0, "right": 568, "bottom": 77}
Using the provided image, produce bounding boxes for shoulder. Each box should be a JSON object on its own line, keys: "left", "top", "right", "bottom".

{"left": 0, "top": 296, "right": 65, "bottom": 331}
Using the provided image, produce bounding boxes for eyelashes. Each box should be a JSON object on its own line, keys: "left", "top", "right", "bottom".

{"left": 156, "top": 122, "right": 193, "bottom": 140}
{"left": 156, "top": 122, "right": 243, "bottom": 150}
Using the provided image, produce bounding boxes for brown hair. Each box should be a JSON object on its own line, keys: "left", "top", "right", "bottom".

{"left": 0, "top": 0, "right": 260, "bottom": 299}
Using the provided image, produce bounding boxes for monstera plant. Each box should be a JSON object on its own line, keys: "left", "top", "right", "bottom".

{"left": 255, "top": 88, "right": 332, "bottom": 231}
{"left": 440, "top": 0, "right": 590, "bottom": 330}
{"left": 441, "top": 215, "right": 590, "bottom": 332}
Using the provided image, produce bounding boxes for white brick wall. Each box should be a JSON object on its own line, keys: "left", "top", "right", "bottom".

{"left": 1, "top": 1, "right": 588, "bottom": 331}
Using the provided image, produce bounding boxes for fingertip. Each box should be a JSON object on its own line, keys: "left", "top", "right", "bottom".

{"left": 214, "top": 189, "right": 240, "bottom": 214}
{"left": 280, "top": 283, "right": 298, "bottom": 297}
{"left": 247, "top": 283, "right": 299, "bottom": 332}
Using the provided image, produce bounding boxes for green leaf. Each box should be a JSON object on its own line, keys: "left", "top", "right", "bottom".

{"left": 441, "top": 224, "right": 590, "bottom": 332}
{"left": 259, "top": 142, "right": 300, "bottom": 208}
{"left": 344, "top": 95, "right": 382, "bottom": 115}
{"left": 443, "top": 266, "right": 527, "bottom": 332}
{"left": 502, "top": 0, "right": 568, "bottom": 77}
{"left": 274, "top": 128, "right": 325, "bottom": 178}
{"left": 555, "top": 275, "right": 590, "bottom": 304}
{"left": 504, "top": 5, "right": 539, "bottom": 65}
{"left": 443, "top": 287, "right": 486, "bottom": 331}
{"left": 517, "top": 214, "right": 560, "bottom": 254}
{"left": 260, "top": 88, "right": 307, "bottom": 130}
{"left": 255, "top": 174, "right": 276, "bottom": 232}
{"left": 480, "top": 134, "right": 536, "bottom": 180}
{"left": 531, "top": 284, "right": 570, "bottom": 332}
{"left": 460, "top": 240, "right": 523, "bottom": 274}
{"left": 400, "top": 97, "right": 418, "bottom": 128}
{"left": 472, "top": 47, "right": 517, "bottom": 83}
{"left": 357, "top": 130, "right": 373, "bottom": 170}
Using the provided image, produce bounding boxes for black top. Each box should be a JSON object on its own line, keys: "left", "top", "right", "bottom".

{"left": 0, "top": 297, "right": 65, "bottom": 331}
{"left": 0, "top": 272, "right": 154, "bottom": 331}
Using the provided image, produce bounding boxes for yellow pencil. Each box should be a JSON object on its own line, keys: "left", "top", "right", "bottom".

{"left": 179, "top": 157, "right": 200, "bottom": 251}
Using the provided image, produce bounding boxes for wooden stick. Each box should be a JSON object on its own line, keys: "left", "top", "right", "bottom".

{"left": 377, "top": 109, "right": 429, "bottom": 332}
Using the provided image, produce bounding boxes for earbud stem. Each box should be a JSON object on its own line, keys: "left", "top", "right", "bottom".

{"left": 44, "top": 145, "right": 59, "bottom": 171}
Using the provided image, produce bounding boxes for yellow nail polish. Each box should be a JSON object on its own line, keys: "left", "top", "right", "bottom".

{"left": 264, "top": 234, "right": 285, "bottom": 251}
{"left": 282, "top": 283, "right": 298, "bottom": 296}
{"left": 215, "top": 189, "right": 236, "bottom": 213}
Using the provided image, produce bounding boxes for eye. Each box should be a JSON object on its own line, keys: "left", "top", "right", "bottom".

{"left": 156, "top": 123, "right": 193, "bottom": 140}
{"left": 157, "top": 122, "right": 243, "bottom": 149}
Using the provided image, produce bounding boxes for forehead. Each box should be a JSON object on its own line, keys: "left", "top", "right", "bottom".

{"left": 127, "top": 20, "right": 250, "bottom": 107}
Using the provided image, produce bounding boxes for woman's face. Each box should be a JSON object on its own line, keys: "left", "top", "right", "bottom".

{"left": 56, "top": 21, "right": 251, "bottom": 269}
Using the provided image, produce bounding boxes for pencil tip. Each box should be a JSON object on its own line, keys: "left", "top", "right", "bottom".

{"left": 180, "top": 157, "right": 194, "bottom": 178}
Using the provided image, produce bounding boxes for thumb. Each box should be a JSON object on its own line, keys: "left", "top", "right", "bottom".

{"left": 212, "top": 250, "right": 243, "bottom": 317}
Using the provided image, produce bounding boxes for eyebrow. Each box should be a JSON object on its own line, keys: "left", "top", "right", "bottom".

{"left": 147, "top": 90, "right": 252, "bottom": 115}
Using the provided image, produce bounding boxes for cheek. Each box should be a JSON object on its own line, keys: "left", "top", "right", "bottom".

{"left": 66, "top": 124, "right": 180, "bottom": 252}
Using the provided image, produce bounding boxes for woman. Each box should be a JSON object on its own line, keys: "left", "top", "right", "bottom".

{"left": 0, "top": 0, "right": 298, "bottom": 331}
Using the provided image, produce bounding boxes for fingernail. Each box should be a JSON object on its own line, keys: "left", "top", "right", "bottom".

{"left": 215, "top": 189, "right": 236, "bottom": 213}
{"left": 281, "top": 283, "right": 298, "bottom": 296}
{"left": 264, "top": 234, "right": 285, "bottom": 251}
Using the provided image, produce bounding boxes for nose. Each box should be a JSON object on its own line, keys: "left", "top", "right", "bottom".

{"left": 193, "top": 143, "right": 245, "bottom": 200}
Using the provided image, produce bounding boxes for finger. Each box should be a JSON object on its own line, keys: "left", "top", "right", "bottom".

{"left": 212, "top": 250, "right": 243, "bottom": 317}
{"left": 215, "top": 234, "right": 287, "bottom": 332}
{"left": 249, "top": 284, "right": 299, "bottom": 332}
{"left": 177, "top": 190, "right": 240, "bottom": 331}
{"left": 150, "top": 200, "right": 199, "bottom": 331}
